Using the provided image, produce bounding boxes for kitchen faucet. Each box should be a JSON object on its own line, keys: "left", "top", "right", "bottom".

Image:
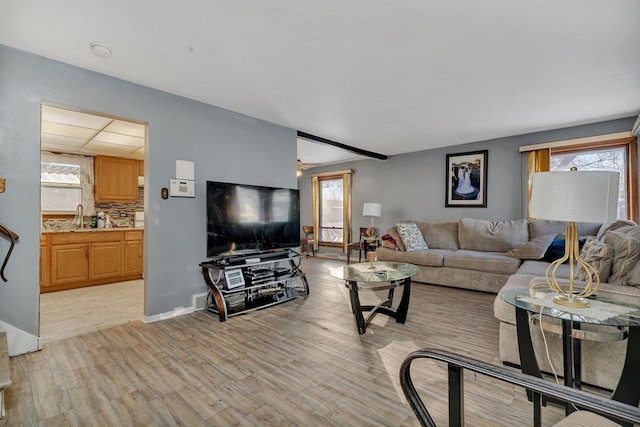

{"left": 73, "top": 204, "right": 84, "bottom": 228}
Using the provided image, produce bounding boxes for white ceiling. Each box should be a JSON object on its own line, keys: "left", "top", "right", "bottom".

{"left": 2, "top": 1, "right": 639, "bottom": 166}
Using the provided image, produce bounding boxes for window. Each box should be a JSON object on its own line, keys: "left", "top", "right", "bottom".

{"left": 551, "top": 146, "right": 629, "bottom": 220}
{"left": 41, "top": 161, "right": 82, "bottom": 212}
{"left": 310, "top": 170, "right": 353, "bottom": 252}
{"left": 523, "top": 134, "right": 637, "bottom": 222}
{"left": 319, "top": 177, "right": 344, "bottom": 243}
{"left": 41, "top": 152, "right": 96, "bottom": 215}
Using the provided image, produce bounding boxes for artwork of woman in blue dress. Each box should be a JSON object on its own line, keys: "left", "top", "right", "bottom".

{"left": 453, "top": 162, "right": 480, "bottom": 199}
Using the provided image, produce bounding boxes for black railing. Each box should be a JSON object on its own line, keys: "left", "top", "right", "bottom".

{"left": 400, "top": 348, "right": 640, "bottom": 427}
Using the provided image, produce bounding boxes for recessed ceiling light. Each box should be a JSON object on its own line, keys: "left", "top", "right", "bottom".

{"left": 90, "top": 42, "right": 112, "bottom": 59}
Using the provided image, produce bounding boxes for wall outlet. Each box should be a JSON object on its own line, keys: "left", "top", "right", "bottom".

{"left": 192, "top": 293, "right": 208, "bottom": 311}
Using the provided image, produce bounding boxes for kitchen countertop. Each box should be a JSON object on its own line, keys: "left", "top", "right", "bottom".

{"left": 42, "top": 227, "right": 144, "bottom": 234}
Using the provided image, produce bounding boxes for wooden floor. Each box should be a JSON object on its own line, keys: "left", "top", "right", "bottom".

{"left": 39, "top": 279, "right": 144, "bottom": 343}
{"left": 3, "top": 257, "right": 567, "bottom": 426}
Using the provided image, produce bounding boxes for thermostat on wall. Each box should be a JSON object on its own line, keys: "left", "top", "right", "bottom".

{"left": 169, "top": 179, "right": 195, "bottom": 197}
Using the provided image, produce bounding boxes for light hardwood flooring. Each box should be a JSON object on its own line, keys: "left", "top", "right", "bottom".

{"left": 39, "top": 279, "right": 144, "bottom": 343}
{"left": 3, "top": 257, "right": 568, "bottom": 426}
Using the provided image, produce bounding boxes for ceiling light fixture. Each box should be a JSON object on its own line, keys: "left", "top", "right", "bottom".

{"left": 90, "top": 42, "right": 112, "bottom": 59}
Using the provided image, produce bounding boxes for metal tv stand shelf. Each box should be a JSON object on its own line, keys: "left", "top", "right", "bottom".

{"left": 199, "top": 250, "right": 309, "bottom": 322}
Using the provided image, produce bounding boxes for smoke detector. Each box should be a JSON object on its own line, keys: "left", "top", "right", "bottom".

{"left": 90, "top": 42, "right": 112, "bottom": 59}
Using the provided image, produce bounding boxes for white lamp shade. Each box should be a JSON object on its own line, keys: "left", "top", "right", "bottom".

{"left": 530, "top": 171, "right": 619, "bottom": 223}
{"left": 363, "top": 202, "right": 382, "bottom": 218}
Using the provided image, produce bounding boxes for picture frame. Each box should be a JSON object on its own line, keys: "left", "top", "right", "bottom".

{"left": 445, "top": 150, "right": 488, "bottom": 207}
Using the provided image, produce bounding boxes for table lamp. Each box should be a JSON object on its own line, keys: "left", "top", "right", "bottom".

{"left": 363, "top": 202, "right": 382, "bottom": 237}
{"left": 529, "top": 168, "right": 619, "bottom": 308}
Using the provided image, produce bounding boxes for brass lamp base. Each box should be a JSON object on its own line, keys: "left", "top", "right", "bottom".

{"left": 545, "top": 222, "right": 600, "bottom": 309}
{"left": 552, "top": 293, "right": 590, "bottom": 308}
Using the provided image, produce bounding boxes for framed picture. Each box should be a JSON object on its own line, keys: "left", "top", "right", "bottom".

{"left": 446, "top": 150, "right": 488, "bottom": 207}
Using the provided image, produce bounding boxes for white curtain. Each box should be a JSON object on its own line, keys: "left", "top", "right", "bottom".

{"left": 41, "top": 152, "right": 96, "bottom": 216}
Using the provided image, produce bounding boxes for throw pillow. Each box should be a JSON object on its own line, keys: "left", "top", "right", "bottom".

{"left": 542, "top": 238, "right": 586, "bottom": 263}
{"left": 574, "top": 237, "right": 614, "bottom": 283}
{"left": 380, "top": 233, "right": 399, "bottom": 250}
{"left": 504, "top": 234, "right": 555, "bottom": 260}
{"left": 396, "top": 222, "right": 429, "bottom": 252}
{"left": 603, "top": 231, "right": 640, "bottom": 285}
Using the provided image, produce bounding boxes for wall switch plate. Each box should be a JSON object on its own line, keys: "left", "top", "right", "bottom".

{"left": 169, "top": 179, "right": 195, "bottom": 197}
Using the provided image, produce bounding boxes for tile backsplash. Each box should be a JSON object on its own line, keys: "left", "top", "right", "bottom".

{"left": 42, "top": 187, "right": 143, "bottom": 231}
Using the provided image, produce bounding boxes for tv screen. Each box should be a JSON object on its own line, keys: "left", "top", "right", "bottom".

{"left": 206, "top": 181, "right": 300, "bottom": 258}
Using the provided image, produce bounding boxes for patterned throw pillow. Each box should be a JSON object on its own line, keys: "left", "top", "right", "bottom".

{"left": 574, "top": 237, "right": 614, "bottom": 283}
{"left": 396, "top": 223, "right": 429, "bottom": 252}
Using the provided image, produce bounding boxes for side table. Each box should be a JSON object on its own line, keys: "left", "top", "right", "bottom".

{"left": 501, "top": 288, "right": 640, "bottom": 425}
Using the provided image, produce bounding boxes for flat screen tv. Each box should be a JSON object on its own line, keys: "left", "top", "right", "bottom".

{"left": 206, "top": 181, "right": 300, "bottom": 258}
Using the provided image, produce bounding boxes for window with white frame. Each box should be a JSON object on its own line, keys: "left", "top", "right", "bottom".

{"left": 41, "top": 152, "right": 96, "bottom": 215}
{"left": 550, "top": 138, "right": 636, "bottom": 221}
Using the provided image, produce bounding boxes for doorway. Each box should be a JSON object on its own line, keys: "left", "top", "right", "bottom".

{"left": 39, "top": 104, "right": 147, "bottom": 343}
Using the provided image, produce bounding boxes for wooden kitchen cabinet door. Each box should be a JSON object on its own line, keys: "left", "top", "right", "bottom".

{"left": 51, "top": 244, "right": 88, "bottom": 285}
{"left": 95, "top": 156, "right": 138, "bottom": 201}
{"left": 89, "top": 242, "right": 122, "bottom": 280}
{"left": 40, "top": 239, "right": 50, "bottom": 288}
{"left": 124, "top": 240, "right": 143, "bottom": 275}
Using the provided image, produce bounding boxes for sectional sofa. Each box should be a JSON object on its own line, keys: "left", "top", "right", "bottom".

{"left": 376, "top": 217, "right": 640, "bottom": 390}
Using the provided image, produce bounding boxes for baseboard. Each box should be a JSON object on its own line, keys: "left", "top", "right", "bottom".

{"left": 316, "top": 252, "right": 348, "bottom": 261}
{"left": 0, "top": 321, "right": 41, "bottom": 356}
{"left": 142, "top": 306, "right": 195, "bottom": 323}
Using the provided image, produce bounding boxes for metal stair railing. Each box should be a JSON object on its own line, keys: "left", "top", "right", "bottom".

{"left": 400, "top": 348, "right": 640, "bottom": 427}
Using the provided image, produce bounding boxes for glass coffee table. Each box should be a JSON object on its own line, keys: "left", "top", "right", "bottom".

{"left": 330, "top": 261, "right": 419, "bottom": 334}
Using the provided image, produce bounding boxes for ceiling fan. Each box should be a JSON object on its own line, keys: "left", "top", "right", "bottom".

{"left": 297, "top": 159, "right": 322, "bottom": 170}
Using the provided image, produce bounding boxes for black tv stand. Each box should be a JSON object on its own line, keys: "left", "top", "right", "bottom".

{"left": 199, "top": 250, "right": 309, "bottom": 322}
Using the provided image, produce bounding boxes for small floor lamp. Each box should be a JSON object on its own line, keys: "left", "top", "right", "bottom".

{"left": 363, "top": 202, "right": 382, "bottom": 237}
{"left": 529, "top": 168, "right": 619, "bottom": 308}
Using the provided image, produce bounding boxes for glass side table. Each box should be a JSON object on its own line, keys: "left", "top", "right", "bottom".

{"left": 501, "top": 288, "right": 640, "bottom": 420}
{"left": 330, "top": 261, "right": 419, "bottom": 334}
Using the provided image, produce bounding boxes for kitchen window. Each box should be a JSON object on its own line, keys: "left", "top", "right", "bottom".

{"left": 41, "top": 152, "right": 96, "bottom": 215}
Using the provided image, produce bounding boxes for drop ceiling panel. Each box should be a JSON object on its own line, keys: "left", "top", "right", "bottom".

{"left": 41, "top": 121, "right": 96, "bottom": 139}
{"left": 41, "top": 133, "right": 89, "bottom": 149}
{"left": 40, "top": 142, "right": 90, "bottom": 156}
{"left": 41, "top": 106, "right": 147, "bottom": 159}
{"left": 93, "top": 131, "right": 144, "bottom": 147}
{"left": 41, "top": 105, "right": 112, "bottom": 129}
{"left": 104, "top": 120, "right": 145, "bottom": 138}
{"left": 84, "top": 140, "right": 138, "bottom": 155}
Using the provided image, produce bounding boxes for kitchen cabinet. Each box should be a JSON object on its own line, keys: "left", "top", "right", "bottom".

{"left": 89, "top": 242, "right": 122, "bottom": 280}
{"left": 40, "top": 235, "right": 50, "bottom": 288}
{"left": 51, "top": 244, "right": 88, "bottom": 285}
{"left": 94, "top": 155, "right": 139, "bottom": 201}
{"left": 41, "top": 230, "right": 143, "bottom": 293}
{"left": 123, "top": 230, "right": 143, "bottom": 275}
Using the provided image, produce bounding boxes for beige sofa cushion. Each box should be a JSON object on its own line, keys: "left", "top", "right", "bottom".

{"left": 458, "top": 218, "right": 529, "bottom": 252}
{"left": 376, "top": 247, "right": 450, "bottom": 267}
{"left": 595, "top": 219, "right": 637, "bottom": 240}
{"left": 504, "top": 234, "right": 555, "bottom": 260}
{"left": 444, "top": 250, "right": 521, "bottom": 275}
{"left": 574, "top": 237, "right": 614, "bottom": 283}
{"left": 415, "top": 221, "right": 459, "bottom": 250}
{"left": 529, "top": 220, "right": 601, "bottom": 240}
{"left": 604, "top": 231, "right": 640, "bottom": 285}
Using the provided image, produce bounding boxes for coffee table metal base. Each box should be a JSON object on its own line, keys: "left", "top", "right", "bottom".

{"left": 347, "top": 277, "right": 411, "bottom": 335}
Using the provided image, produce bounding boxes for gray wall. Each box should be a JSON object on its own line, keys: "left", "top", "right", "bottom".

{"left": 0, "top": 45, "right": 297, "bottom": 337}
{"left": 299, "top": 117, "right": 636, "bottom": 247}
